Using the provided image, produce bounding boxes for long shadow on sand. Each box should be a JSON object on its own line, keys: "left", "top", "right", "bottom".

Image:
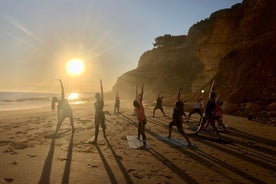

{"left": 104, "top": 137, "right": 134, "bottom": 184}
{"left": 149, "top": 147, "right": 199, "bottom": 184}
{"left": 61, "top": 132, "right": 74, "bottom": 184}
{"left": 38, "top": 135, "right": 56, "bottom": 184}
{"left": 149, "top": 117, "right": 275, "bottom": 160}
{"left": 120, "top": 115, "right": 267, "bottom": 184}
{"left": 228, "top": 127, "right": 276, "bottom": 147}
{"left": 120, "top": 115, "right": 200, "bottom": 183}
{"left": 150, "top": 117, "right": 276, "bottom": 175}
{"left": 93, "top": 143, "right": 118, "bottom": 184}
{"left": 38, "top": 131, "right": 74, "bottom": 184}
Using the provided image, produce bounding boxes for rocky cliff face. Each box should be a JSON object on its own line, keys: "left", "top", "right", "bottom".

{"left": 112, "top": 0, "right": 276, "bottom": 122}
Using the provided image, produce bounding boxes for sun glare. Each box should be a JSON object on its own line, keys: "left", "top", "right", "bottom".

{"left": 66, "top": 58, "right": 85, "bottom": 76}
{"left": 67, "top": 93, "right": 79, "bottom": 100}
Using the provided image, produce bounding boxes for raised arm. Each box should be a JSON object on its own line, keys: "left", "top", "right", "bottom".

{"left": 140, "top": 84, "right": 144, "bottom": 104}
{"left": 135, "top": 85, "right": 138, "bottom": 100}
{"left": 215, "top": 94, "right": 220, "bottom": 102}
{"left": 58, "top": 79, "right": 65, "bottom": 100}
{"left": 210, "top": 80, "right": 215, "bottom": 93}
{"left": 177, "top": 88, "right": 182, "bottom": 101}
{"left": 100, "top": 79, "right": 104, "bottom": 104}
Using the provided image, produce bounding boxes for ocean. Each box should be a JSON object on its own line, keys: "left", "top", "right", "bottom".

{"left": 0, "top": 91, "right": 93, "bottom": 111}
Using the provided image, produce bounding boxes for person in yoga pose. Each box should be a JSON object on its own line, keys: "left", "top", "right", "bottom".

{"left": 194, "top": 81, "right": 221, "bottom": 139}
{"left": 187, "top": 97, "right": 203, "bottom": 123}
{"left": 167, "top": 88, "right": 192, "bottom": 146}
{"left": 92, "top": 79, "right": 105, "bottom": 143}
{"left": 51, "top": 79, "right": 74, "bottom": 135}
{"left": 133, "top": 84, "right": 147, "bottom": 148}
{"left": 152, "top": 92, "right": 166, "bottom": 117}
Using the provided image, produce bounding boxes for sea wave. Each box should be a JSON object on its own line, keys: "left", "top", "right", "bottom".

{"left": 1, "top": 97, "right": 51, "bottom": 103}
{"left": 0, "top": 91, "right": 93, "bottom": 111}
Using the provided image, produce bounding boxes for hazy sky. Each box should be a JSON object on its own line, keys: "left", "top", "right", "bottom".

{"left": 0, "top": 0, "right": 242, "bottom": 93}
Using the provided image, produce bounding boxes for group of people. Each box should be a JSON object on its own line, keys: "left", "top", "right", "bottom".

{"left": 133, "top": 81, "right": 227, "bottom": 148}
{"left": 51, "top": 79, "right": 106, "bottom": 144}
{"left": 51, "top": 79, "right": 226, "bottom": 148}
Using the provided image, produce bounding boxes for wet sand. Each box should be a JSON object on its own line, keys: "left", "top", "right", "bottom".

{"left": 0, "top": 100, "right": 275, "bottom": 184}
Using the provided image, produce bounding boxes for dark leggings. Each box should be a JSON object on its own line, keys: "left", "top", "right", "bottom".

{"left": 94, "top": 112, "right": 105, "bottom": 140}
{"left": 169, "top": 119, "right": 185, "bottom": 135}
{"left": 138, "top": 119, "right": 147, "bottom": 144}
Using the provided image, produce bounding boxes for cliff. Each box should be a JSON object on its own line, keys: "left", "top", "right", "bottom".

{"left": 112, "top": 0, "right": 276, "bottom": 123}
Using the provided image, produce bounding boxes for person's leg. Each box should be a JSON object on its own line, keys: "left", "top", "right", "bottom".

{"left": 194, "top": 116, "right": 207, "bottom": 134}
{"left": 202, "top": 120, "right": 210, "bottom": 130}
{"left": 177, "top": 123, "right": 192, "bottom": 146}
{"left": 217, "top": 117, "right": 226, "bottom": 132}
{"left": 152, "top": 108, "right": 156, "bottom": 117}
{"left": 167, "top": 120, "right": 175, "bottom": 138}
{"left": 55, "top": 113, "right": 66, "bottom": 135}
{"left": 140, "top": 120, "right": 147, "bottom": 146}
{"left": 138, "top": 121, "right": 141, "bottom": 139}
{"left": 198, "top": 110, "right": 203, "bottom": 125}
{"left": 210, "top": 119, "right": 221, "bottom": 139}
{"left": 94, "top": 115, "right": 100, "bottom": 141}
{"left": 160, "top": 108, "right": 166, "bottom": 117}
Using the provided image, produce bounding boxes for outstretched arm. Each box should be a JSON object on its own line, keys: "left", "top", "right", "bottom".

{"left": 140, "top": 84, "right": 144, "bottom": 104}
{"left": 216, "top": 94, "right": 221, "bottom": 102}
{"left": 135, "top": 85, "right": 138, "bottom": 100}
{"left": 58, "top": 79, "right": 65, "bottom": 100}
{"left": 210, "top": 80, "right": 215, "bottom": 93}
{"left": 100, "top": 79, "right": 104, "bottom": 104}
{"left": 177, "top": 88, "right": 182, "bottom": 101}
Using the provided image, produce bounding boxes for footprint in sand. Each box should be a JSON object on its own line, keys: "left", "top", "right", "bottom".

{"left": 87, "top": 163, "right": 99, "bottom": 168}
{"left": 57, "top": 157, "right": 68, "bottom": 161}
{"left": 4, "top": 149, "right": 17, "bottom": 155}
{"left": 10, "top": 161, "right": 17, "bottom": 166}
{"left": 27, "top": 154, "right": 37, "bottom": 158}
{"left": 2, "top": 177, "right": 14, "bottom": 183}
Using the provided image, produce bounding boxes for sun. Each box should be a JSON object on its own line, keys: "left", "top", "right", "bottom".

{"left": 66, "top": 58, "right": 85, "bottom": 76}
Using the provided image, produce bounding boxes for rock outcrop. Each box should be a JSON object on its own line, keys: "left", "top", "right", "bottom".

{"left": 112, "top": 0, "right": 276, "bottom": 123}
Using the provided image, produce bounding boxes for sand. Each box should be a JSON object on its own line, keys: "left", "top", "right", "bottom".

{"left": 0, "top": 100, "right": 275, "bottom": 184}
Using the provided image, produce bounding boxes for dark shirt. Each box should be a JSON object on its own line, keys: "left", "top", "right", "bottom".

{"left": 115, "top": 97, "right": 120, "bottom": 106}
{"left": 156, "top": 97, "right": 162, "bottom": 107}
{"left": 173, "top": 101, "right": 184, "bottom": 121}
{"left": 205, "top": 100, "right": 216, "bottom": 115}
{"left": 94, "top": 100, "right": 104, "bottom": 113}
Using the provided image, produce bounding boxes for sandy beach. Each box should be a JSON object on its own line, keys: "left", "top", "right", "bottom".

{"left": 0, "top": 100, "right": 275, "bottom": 184}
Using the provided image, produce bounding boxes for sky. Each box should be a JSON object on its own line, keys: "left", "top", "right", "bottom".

{"left": 0, "top": 0, "right": 242, "bottom": 93}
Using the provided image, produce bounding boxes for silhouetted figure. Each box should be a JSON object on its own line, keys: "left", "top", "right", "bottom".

{"left": 194, "top": 81, "right": 221, "bottom": 139}
{"left": 187, "top": 97, "right": 203, "bottom": 122}
{"left": 51, "top": 80, "right": 74, "bottom": 135}
{"left": 114, "top": 91, "right": 120, "bottom": 114}
{"left": 92, "top": 79, "right": 105, "bottom": 143}
{"left": 133, "top": 84, "right": 147, "bottom": 148}
{"left": 152, "top": 92, "right": 166, "bottom": 117}
{"left": 167, "top": 88, "right": 192, "bottom": 146}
